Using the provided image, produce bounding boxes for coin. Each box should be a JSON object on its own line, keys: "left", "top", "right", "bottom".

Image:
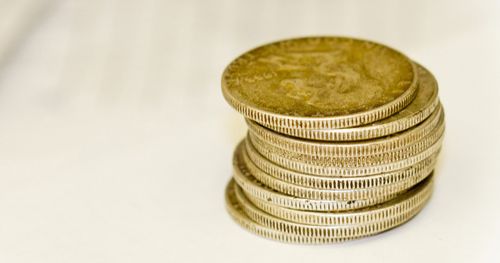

{"left": 240, "top": 175, "right": 432, "bottom": 226}
{"left": 225, "top": 180, "right": 352, "bottom": 243}
{"left": 248, "top": 112, "right": 444, "bottom": 171}
{"left": 262, "top": 64, "right": 439, "bottom": 141}
{"left": 232, "top": 141, "right": 397, "bottom": 211}
{"left": 222, "top": 37, "right": 418, "bottom": 129}
{"left": 226, "top": 176, "right": 432, "bottom": 243}
{"left": 243, "top": 143, "right": 436, "bottom": 200}
{"left": 242, "top": 142, "right": 437, "bottom": 190}
{"left": 247, "top": 135, "right": 443, "bottom": 177}
{"left": 246, "top": 105, "right": 443, "bottom": 158}
{"left": 245, "top": 119, "right": 444, "bottom": 177}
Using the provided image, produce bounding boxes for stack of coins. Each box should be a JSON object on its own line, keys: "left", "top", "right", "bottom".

{"left": 221, "top": 37, "right": 445, "bottom": 243}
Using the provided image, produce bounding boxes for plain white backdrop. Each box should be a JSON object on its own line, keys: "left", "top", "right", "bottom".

{"left": 0, "top": 0, "right": 499, "bottom": 262}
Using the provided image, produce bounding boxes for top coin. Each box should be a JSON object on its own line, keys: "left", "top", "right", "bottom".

{"left": 222, "top": 37, "right": 418, "bottom": 129}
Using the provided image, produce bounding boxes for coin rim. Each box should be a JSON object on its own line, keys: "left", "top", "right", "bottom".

{"left": 235, "top": 176, "right": 432, "bottom": 230}
{"left": 246, "top": 104, "right": 444, "bottom": 158}
{"left": 242, "top": 142, "right": 438, "bottom": 190}
{"left": 226, "top": 178, "right": 432, "bottom": 243}
{"left": 245, "top": 118, "right": 444, "bottom": 177}
{"left": 243, "top": 143, "right": 436, "bottom": 200}
{"left": 225, "top": 180, "right": 352, "bottom": 243}
{"left": 248, "top": 114, "right": 445, "bottom": 173}
{"left": 232, "top": 141, "right": 399, "bottom": 211}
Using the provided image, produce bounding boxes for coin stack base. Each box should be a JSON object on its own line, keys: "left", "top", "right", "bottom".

{"left": 221, "top": 37, "right": 445, "bottom": 243}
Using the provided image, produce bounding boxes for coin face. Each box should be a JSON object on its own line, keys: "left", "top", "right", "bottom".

{"left": 222, "top": 37, "right": 417, "bottom": 128}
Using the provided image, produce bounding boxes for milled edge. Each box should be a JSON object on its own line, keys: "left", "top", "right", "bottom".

{"left": 235, "top": 177, "right": 432, "bottom": 231}
{"left": 264, "top": 90, "right": 439, "bottom": 141}
{"left": 245, "top": 132, "right": 444, "bottom": 177}
{"left": 225, "top": 179, "right": 351, "bottom": 243}
{"left": 246, "top": 105, "right": 443, "bottom": 158}
{"left": 243, "top": 142, "right": 438, "bottom": 190}
{"left": 244, "top": 143, "right": 435, "bottom": 200}
{"left": 252, "top": 115, "right": 445, "bottom": 168}
{"left": 225, "top": 178, "right": 432, "bottom": 242}
{"left": 245, "top": 113, "right": 445, "bottom": 177}
{"left": 232, "top": 141, "right": 398, "bottom": 211}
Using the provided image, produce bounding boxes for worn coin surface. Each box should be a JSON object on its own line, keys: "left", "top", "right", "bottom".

{"left": 262, "top": 64, "right": 439, "bottom": 141}
{"left": 222, "top": 37, "right": 418, "bottom": 129}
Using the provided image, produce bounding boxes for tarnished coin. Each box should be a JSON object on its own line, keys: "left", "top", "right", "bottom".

{"left": 222, "top": 37, "right": 418, "bottom": 129}
{"left": 243, "top": 141, "right": 437, "bottom": 190}
{"left": 263, "top": 64, "right": 439, "bottom": 141}
{"left": 245, "top": 117, "right": 444, "bottom": 177}
{"left": 248, "top": 112, "right": 444, "bottom": 173}
{"left": 247, "top": 105, "right": 443, "bottom": 158}
{"left": 239, "top": 175, "right": 432, "bottom": 227}
{"left": 242, "top": 142, "right": 436, "bottom": 201}
{"left": 226, "top": 177, "right": 432, "bottom": 243}
{"left": 246, "top": 134, "right": 443, "bottom": 177}
{"left": 232, "top": 141, "right": 397, "bottom": 211}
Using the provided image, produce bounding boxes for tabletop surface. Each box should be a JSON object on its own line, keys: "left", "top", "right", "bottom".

{"left": 0, "top": 0, "right": 499, "bottom": 262}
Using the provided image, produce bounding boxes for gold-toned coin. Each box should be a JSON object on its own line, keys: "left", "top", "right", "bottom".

{"left": 262, "top": 64, "right": 439, "bottom": 141}
{"left": 239, "top": 175, "right": 432, "bottom": 227}
{"left": 222, "top": 37, "right": 418, "bottom": 129}
{"left": 247, "top": 105, "right": 443, "bottom": 158}
{"left": 243, "top": 142, "right": 435, "bottom": 200}
{"left": 227, "top": 177, "right": 432, "bottom": 243}
{"left": 248, "top": 112, "right": 444, "bottom": 173}
{"left": 232, "top": 141, "right": 397, "bottom": 211}
{"left": 243, "top": 141, "right": 437, "bottom": 190}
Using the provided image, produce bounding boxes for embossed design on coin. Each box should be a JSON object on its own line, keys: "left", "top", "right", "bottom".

{"left": 222, "top": 37, "right": 417, "bottom": 129}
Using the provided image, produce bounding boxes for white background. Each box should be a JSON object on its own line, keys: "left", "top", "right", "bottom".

{"left": 0, "top": 0, "right": 499, "bottom": 262}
